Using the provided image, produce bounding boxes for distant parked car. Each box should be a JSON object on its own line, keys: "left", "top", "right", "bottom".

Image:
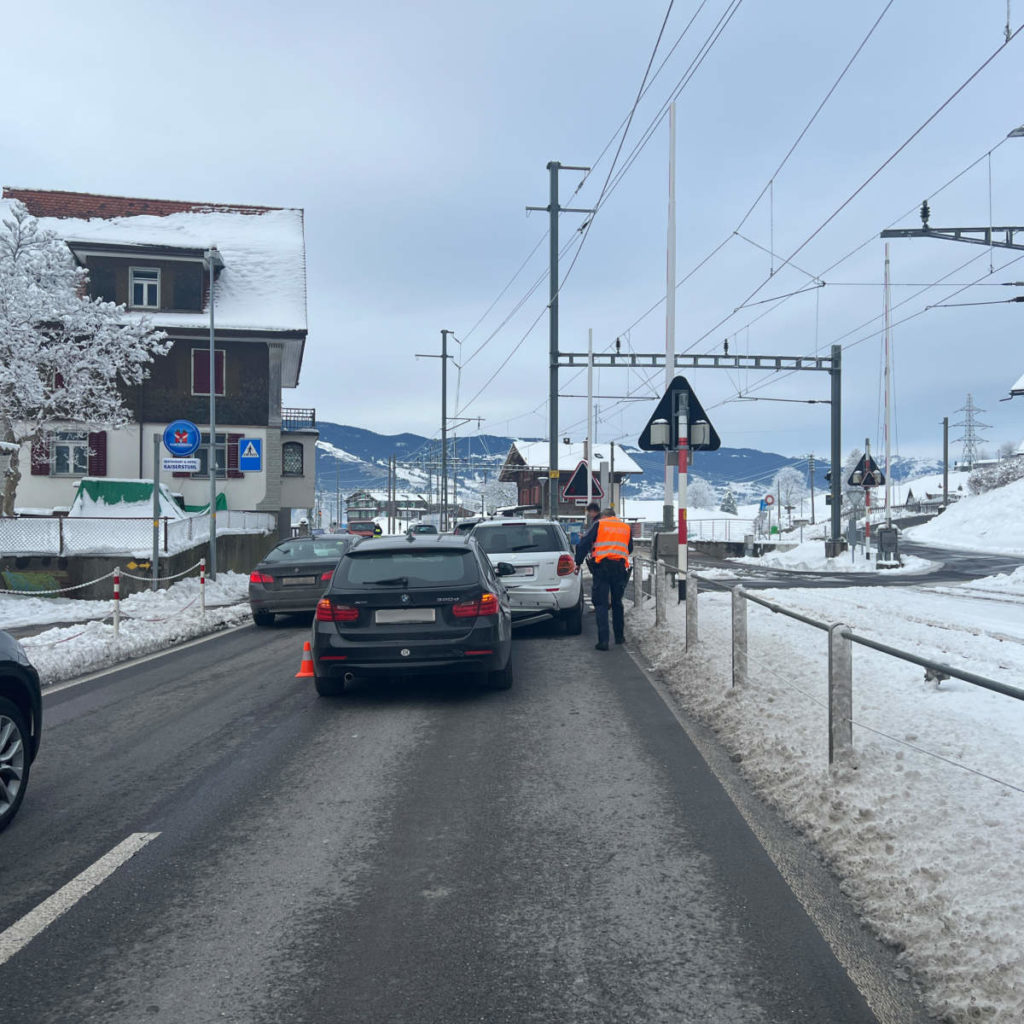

{"left": 248, "top": 535, "right": 358, "bottom": 626}
{"left": 0, "top": 630, "right": 42, "bottom": 833}
{"left": 452, "top": 517, "right": 483, "bottom": 535}
{"left": 310, "top": 533, "right": 515, "bottom": 696}
{"left": 470, "top": 518, "right": 583, "bottom": 634}
{"left": 346, "top": 520, "right": 377, "bottom": 538}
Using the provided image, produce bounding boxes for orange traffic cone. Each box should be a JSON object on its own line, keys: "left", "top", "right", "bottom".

{"left": 296, "top": 640, "right": 315, "bottom": 678}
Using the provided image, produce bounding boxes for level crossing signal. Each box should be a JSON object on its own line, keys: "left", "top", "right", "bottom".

{"left": 847, "top": 454, "right": 885, "bottom": 488}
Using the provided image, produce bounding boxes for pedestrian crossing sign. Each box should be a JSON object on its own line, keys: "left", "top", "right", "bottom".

{"left": 238, "top": 437, "right": 263, "bottom": 471}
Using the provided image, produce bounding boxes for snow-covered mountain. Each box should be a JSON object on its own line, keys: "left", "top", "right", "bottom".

{"left": 312, "top": 422, "right": 944, "bottom": 513}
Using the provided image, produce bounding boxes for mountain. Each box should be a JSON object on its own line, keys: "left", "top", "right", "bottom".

{"left": 311, "top": 422, "right": 943, "bottom": 513}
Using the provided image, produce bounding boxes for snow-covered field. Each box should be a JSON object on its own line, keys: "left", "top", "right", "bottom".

{"left": 2, "top": 475, "right": 1023, "bottom": 1021}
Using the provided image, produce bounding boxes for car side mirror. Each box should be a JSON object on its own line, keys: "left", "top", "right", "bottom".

{"left": 494, "top": 561, "right": 516, "bottom": 577}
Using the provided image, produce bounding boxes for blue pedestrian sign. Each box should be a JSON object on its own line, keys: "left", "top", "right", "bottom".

{"left": 238, "top": 437, "right": 263, "bottom": 471}
{"left": 163, "top": 419, "right": 202, "bottom": 457}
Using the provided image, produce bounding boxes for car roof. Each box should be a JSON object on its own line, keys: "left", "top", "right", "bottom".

{"left": 347, "top": 534, "right": 475, "bottom": 553}
{"left": 473, "top": 518, "right": 562, "bottom": 528}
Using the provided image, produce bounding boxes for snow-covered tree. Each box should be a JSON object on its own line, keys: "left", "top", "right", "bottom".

{"left": 0, "top": 202, "right": 170, "bottom": 514}
{"left": 686, "top": 475, "right": 715, "bottom": 508}
{"left": 841, "top": 448, "right": 866, "bottom": 515}
{"left": 772, "top": 466, "right": 806, "bottom": 523}
{"left": 719, "top": 486, "right": 738, "bottom": 515}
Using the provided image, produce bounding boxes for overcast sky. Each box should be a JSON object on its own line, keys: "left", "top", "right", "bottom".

{"left": 3, "top": 1, "right": 1023, "bottom": 460}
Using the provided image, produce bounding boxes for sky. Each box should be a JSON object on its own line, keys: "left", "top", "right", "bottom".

{"left": 2, "top": 1, "right": 1024, "bottom": 459}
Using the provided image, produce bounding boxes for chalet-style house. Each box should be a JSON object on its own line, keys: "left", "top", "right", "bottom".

{"left": 2, "top": 187, "right": 316, "bottom": 537}
{"left": 498, "top": 441, "right": 642, "bottom": 518}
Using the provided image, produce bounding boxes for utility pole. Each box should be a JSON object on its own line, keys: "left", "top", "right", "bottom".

{"left": 808, "top": 453, "right": 816, "bottom": 524}
{"left": 416, "top": 330, "right": 456, "bottom": 530}
{"left": 527, "top": 162, "right": 593, "bottom": 518}
{"left": 942, "top": 416, "right": 949, "bottom": 509}
{"left": 664, "top": 102, "right": 677, "bottom": 531}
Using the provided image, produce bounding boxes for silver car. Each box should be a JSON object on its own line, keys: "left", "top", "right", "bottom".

{"left": 470, "top": 519, "right": 583, "bottom": 634}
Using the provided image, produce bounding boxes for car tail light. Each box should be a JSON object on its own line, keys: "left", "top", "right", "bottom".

{"left": 320, "top": 570, "right": 334, "bottom": 581}
{"left": 451, "top": 592, "right": 499, "bottom": 618}
{"left": 556, "top": 554, "right": 575, "bottom": 576}
{"left": 316, "top": 599, "right": 359, "bottom": 622}
{"left": 249, "top": 571, "right": 274, "bottom": 584}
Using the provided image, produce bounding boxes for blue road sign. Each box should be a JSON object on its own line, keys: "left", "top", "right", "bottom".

{"left": 238, "top": 437, "right": 263, "bottom": 472}
{"left": 163, "top": 419, "right": 202, "bottom": 457}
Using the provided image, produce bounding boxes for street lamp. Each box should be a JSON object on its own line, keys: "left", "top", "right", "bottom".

{"left": 204, "top": 245, "right": 224, "bottom": 578}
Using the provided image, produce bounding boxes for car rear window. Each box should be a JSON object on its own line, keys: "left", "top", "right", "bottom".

{"left": 335, "top": 549, "right": 478, "bottom": 587}
{"left": 264, "top": 539, "right": 350, "bottom": 562}
{"left": 472, "top": 523, "right": 566, "bottom": 555}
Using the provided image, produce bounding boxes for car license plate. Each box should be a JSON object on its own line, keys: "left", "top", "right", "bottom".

{"left": 282, "top": 576, "right": 316, "bottom": 586}
{"left": 375, "top": 608, "right": 436, "bottom": 624}
{"left": 514, "top": 566, "right": 535, "bottom": 576}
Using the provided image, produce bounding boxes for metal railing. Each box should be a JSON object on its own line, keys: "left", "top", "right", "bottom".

{"left": 282, "top": 407, "right": 316, "bottom": 431}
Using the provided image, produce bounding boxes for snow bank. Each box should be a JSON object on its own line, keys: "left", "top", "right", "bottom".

{"left": 904, "top": 476, "right": 1024, "bottom": 555}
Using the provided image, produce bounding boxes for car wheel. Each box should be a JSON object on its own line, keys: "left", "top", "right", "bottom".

{"left": 252, "top": 609, "right": 275, "bottom": 627}
{"left": 0, "top": 697, "right": 30, "bottom": 834}
{"left": 482, "top": 660, "right": 513, "bottom": 691}
{"left": 314, "top": 673, "right": 347, "bottom": 697}
{"left": 563, "top": 593, "right": 584, "bottom": 635}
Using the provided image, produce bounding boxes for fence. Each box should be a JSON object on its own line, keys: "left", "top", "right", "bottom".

{"left": 638, "top": 518, "right": 755, "bottom": 542}
{"left": 0, "top": 511, "right": 275, "bottom": 556}
{"left": 629, "top": 556, "right": 1024, "bottom": 765}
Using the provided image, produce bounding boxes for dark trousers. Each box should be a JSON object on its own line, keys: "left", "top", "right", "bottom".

{"left": 591, "top": 560, "right": 628, "bottom": 643}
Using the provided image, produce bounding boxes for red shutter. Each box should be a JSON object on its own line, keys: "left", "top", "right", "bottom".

{"left": 192, "top": 349, "right": 210, "bottom": 394}
{"left": 227, "top": 432, "right": 243, "bottom": 478}
{"left": 87, "top": 431, "right": 107, "bottom": 476}
{"left": 31, "top": 437, "right": 50, "bottom": 475}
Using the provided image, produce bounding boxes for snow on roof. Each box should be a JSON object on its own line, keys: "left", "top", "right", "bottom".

{"left": 68, "top": 478, "right": 189, "bottom": 519}
{"left": 507, "top": 440, "right": 642, "bottom": 475}
{"left": 0, "top": 190, "right": 307, "bottom": 335}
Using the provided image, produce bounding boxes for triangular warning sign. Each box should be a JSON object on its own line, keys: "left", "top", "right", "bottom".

{"left": 561, "top": 461, "right": 603, "bottom": 500}
{"left": 637, "top": 376, "right": 720, "bottom": 451}
{"left": 847, "top": 453, "right": 885, "bottom": 488}
{"left": 241, "top": 442, "right": 259, "bottom": 459}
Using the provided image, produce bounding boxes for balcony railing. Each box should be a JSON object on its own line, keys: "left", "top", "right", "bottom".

{"left": 282, "top": 407, "right": 316, "bottom": 431}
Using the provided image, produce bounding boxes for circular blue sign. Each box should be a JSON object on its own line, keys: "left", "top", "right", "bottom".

{"left": 163, "top": 419, "right": 202, "bottom": 457}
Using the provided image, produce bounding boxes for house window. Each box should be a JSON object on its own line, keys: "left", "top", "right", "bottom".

{"left": 191, "top": 349, "right": 225, "bottom": 396}
{"left": 52, "top": 431, "right": 89, "bottom": 476}
{"left": 130, "top": 267, "right": 160, "bottom": 308}
{"left": 192, "top": 433, "right": 227, "bottom": 479}
{"left": 282, "top": 442, "right": 304, "bottom": 477}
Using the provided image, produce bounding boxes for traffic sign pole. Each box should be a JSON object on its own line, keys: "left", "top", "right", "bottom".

{"left": 676, "top": 392, "right": 688, "bottom": 602}
{"left": 152, "top": 433, "right": 160, "bottom": 591}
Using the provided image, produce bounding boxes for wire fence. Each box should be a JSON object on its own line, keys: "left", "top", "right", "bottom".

{"left": 0, "top": 511, "right": 275, "bottom": 556}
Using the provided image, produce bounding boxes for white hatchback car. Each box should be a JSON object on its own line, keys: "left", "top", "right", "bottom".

{"left": 470, "top": 518, "right": 583, "bottom": 634}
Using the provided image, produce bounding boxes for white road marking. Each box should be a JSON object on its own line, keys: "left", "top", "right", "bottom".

{"left": 0, "top": 832, "right": 160, "bottom": 966}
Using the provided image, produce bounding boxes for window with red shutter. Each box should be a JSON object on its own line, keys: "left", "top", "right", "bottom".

{"left": 227, "top": 433, "right": 244, "bottom": 479}
{"left": 31, "top": 437, "right": 50, "bottom": 475}
{"left": 191, "top": 349, "right": 225, "bottom": 396}
{"left": 87, "top": 431, "right": 107, "bottom": 476}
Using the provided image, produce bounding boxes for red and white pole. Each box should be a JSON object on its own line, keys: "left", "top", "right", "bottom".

{"left": 200, "top": 557, "right": 207, "bottom": 615}
{"left": 865, "top": 488, "right": 871, "bottom": 553}
{"left": 677, "top": 397, "right": 688, "bottom": 601}
{"left": 113, "top": 566, "right": 121, "bottom": 638}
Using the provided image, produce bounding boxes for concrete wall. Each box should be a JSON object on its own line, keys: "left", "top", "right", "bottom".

{"left": 0, "top": 531, "right": 280, "bottom": 601}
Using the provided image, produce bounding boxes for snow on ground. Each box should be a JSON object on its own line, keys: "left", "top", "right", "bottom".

{"left": 6, "top": 573, "right": 251, "bottom": 686}
{"left": 726, "top": 538, "right": 937, "bottom": 574}
{"left": 905, "top": 475, "right": 1024, "bottom": 555}
{"left": 3, "top": 476, "right": 1024, "bottom": 1021}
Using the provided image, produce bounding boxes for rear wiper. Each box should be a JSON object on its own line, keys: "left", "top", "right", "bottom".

{"left": 365, "top": 576, "right": 409, "bottom": 585}
{"left": 509, "top": 544, "right": 539, "bottom": 551}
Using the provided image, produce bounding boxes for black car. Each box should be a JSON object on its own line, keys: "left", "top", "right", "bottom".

{"left": 310, "top": 533, "right": 515, "bottom": 696}
{"left": 249, "top": 535, "right": 358, "bottom": 626}
{"left": 0, "top": 630, "right": 42, "bottom": 833}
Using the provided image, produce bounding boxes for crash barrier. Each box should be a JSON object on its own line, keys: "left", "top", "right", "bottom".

{"left": 9, "top": 559, "right": 213, "bottom": 646}
{"left": 631, "top": 559, "right": 1024, "bottom": 772}
{"left": 0, "top": 511, "right": 275, "bottom": 556}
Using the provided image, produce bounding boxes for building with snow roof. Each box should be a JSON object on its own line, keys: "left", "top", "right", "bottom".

{"left": 498, "top": 441, "right": 643, "bottom": 518}
{"left": 3, "top": 187, "right": 316, "bottom": 538}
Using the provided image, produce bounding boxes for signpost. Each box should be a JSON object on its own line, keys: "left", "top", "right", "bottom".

{"left": 638, "top": 376, "right": 720, "bottom": 601}
{"left": 561, "top": 460, "right": 603, "bottom": 501}
{"left": 156, "top": 419, "right": 201, "bottom": 591}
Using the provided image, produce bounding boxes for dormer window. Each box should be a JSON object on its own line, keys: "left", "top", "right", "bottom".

{"left": 130, "top": 267, "right": 160, "bottom": 308}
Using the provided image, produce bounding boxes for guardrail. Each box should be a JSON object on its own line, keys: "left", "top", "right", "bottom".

{"left": 629, "top": 556, "right": 1022, "bottom": 765}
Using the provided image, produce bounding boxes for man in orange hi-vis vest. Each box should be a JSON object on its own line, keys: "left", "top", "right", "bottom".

{"left": 574, "top": 507, "right": 633, "bottom": 651}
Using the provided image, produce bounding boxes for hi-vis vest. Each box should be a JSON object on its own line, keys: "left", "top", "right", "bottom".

{"left": 593, "top": 517, "right": 631, "bottom": 567}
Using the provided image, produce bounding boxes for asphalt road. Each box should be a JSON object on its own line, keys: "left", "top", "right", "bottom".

{"left": 0, "top": 616, "right": 929, "bottom": 1023}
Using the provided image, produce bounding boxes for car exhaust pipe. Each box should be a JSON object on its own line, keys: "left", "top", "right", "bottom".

{"left": 344, "top": 672, "right": 355, "bottom": 684}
